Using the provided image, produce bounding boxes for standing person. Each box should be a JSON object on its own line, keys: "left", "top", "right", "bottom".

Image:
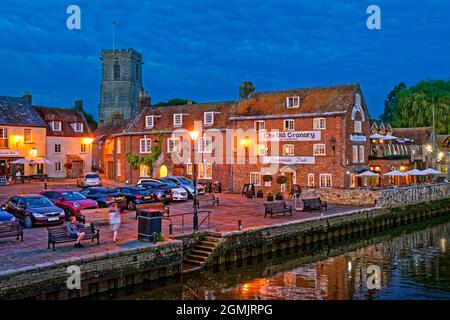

{"left": 15, "top": 169, "right": 21, "bottom": 182}
{"left": 67, "top": 216, "right": 85, "bottom": 248}
{"left": 109, "top": 202, "right": 121, "bottom": 243}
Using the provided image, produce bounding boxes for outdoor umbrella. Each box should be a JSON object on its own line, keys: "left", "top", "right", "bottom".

{"left": 10, "top": 158, "right": 32, "bottom": 164}
{"left": 356, "top": 171, "right": 380, "bottom": 177}
{"left": 383, "top": 170, "right": 406, "bottom": 176}
{"left": 405, "top": 169, "right": 425, "bottom": 176}
{"left": 383, "top": 134, "right": 399, "bottom": 141}
{"left": 421, "top": 168, "right": 441, "bottom": 175}
{"left": 33, "top": 159, "right": 53, "bottom": 164}
{"left": 370, "top": 133, "right": 385, "bottom": 139}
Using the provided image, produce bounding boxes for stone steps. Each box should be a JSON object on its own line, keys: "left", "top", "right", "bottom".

{"left": 182, "top": 234, "right": 222, "bottom": 273}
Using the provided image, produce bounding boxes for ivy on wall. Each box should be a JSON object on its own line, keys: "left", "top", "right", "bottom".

{"left": 125, "top": 132, "right": 164, "bottom": 174}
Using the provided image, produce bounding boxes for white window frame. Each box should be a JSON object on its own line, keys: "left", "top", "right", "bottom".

{"left": 54, "top": 144, "right": 62, "bottom": 153}
{"left": 286, "top": 96, "right": 300, "bottom": 109}
{"left": 307, "top": 173, "right": 315, "bottom": 187}
{"left": 24, "top": 129, "right": 32, "bottom": 143}
{"left": 354, "top": 121, "right": 362, "bottom": 134}
{"left": 250, "top": 172, "right": 261, "bottom": 186}
{"left": 173, "top": 114, "right": 183, "bottom": 127}
{"left": 198, "top": 136, "right": 212, "bottom": 154}
{"left": 283, "top": 119, "right": 295, "bottom": 131}
{"left": 145, "top": 116, "right": 154, "bottom": 129}
{"left": 168, "top": 137, "right": 181, "bottom": 153}
{"left": 313, "top": 118, "right": 326, "bottom": 130}
{"left": 204, "top": 112, "right": 214, "bottom": 125}
{"left": 55, "top": 162, "right": 62, "bottom": 171}
{"left": 140, "top": 138, "right": 152, "bottom": 154}
{"left": 352, "top": 145, "right": 359, "bottom": 163}
{"left": 359, "top": 145, "right": 365, "bottom": 163}
{"left": 255, "top": 144, "right": 266, "bottom": 156}
{"left": 313, "top": 144, "right": 326, "bottom": 156}
{"left": 319, "top": 174, "right": 332, "bottom": 188}
{"left": 0, "top": 128, "right": 8, "bottom": 139}
{"left": 74, "top": 123, "right": 83, "bottom": 132}
{"left": 117, "top": 159, "right": 121, "bottom": 176}
{"left": 139, "top": 164, "right": 150, "bottom": 177}
{"left": 283, "top": 144, "right": 295, "bottom": 156}
{"left": 116, "top": 138, "right": 121, "bottom": 154}
{"left": 80, "top": 144, "right": 87, "bottom": 153}
{"left": 186, "top": 162, "right": 193, "bottom": 175}
{"left": 254, "top": 120, "right": 265, "bottom": 133}
{"left": 198, "top": 163, "right": 213, "bottom": 179}
{"left": 52, "top": 121, "right": 61, "bottom": 131}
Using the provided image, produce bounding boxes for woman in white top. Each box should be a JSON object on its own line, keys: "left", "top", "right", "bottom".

{"left": 109, "top": 202, "right": 121, "bottom": 243}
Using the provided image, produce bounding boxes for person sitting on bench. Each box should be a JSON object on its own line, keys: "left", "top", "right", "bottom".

{"left": 67, "top": 216, "right": 85, "bottom": 248}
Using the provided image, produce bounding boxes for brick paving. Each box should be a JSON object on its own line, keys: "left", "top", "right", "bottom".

{"left": 0, "top": 181, "right": 370, "bottom": 271}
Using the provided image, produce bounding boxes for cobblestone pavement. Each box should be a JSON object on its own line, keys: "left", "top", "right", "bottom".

{"left": 0, "top": 181, "right": 370, "bottom": 271}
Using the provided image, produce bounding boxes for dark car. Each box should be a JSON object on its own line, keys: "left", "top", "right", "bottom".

{"left": 115, "top": 187, "right": 154, "bottom": 210}
{"left": 40, "top": 189, "right": 99, "bottom": 220}
{"left": 2, "top": 195, "right": 65, "bottom": 228}
{"left": 79, "top": 188, "right": 127, "bottom": 209}
{"left": 0, "top": 208, "right": 16, "bottom": 223}
{"left": 136, "top": 181, "right": 173, "bottom": 202}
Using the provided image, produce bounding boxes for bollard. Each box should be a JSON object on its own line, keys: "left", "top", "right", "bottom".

{"left": 44, "top": 180, "right": 47, "bottom": 190}
{"left": 169, "top": 224, "right": 173, "bottom": 235}
{"left": 153, "top": 232, "right": 157, "bottom": 244}
{"left": 238, "top": 220, "right": 243, "bottom": 230}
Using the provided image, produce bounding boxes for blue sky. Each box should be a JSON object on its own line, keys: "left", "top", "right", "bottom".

{"left": 0, "top": 0, "right": 449, "bottom": 120}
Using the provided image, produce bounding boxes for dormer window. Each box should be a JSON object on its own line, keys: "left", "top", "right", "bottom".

{"left": 173, "top": 114, "right": 183, "bottom": 127}
{"left": 145, "top": 116, "right": 154, "bottom": 129}
{"left": 74, "top": 122, "right": 83, "bottom": 132}
{"left": 52, "top": 121, "right": 61, "bottom": 131}
{"left": 204, "top": 112, "right": 214, "bottom": 125}
{"left": 286, "top": 96, "right": 300, "bottom": 109}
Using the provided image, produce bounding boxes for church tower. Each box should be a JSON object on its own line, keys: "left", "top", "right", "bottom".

{"left": 99, "top": 48, "right": 143, "bottom": 126}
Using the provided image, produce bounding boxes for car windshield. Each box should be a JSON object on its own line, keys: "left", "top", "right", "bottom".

{"left": 132, "top": 189, "right": 149, "bottom": 195}
{"left": 25, "top": 197, "right": 54, "bottom": 208}
{"left": 160, "top": 180, "right": 177, "bottom": 188}
{"left": 178, "top": 177, "right": 192, "bottom": 185}
{"left": 100, "top": 188, "right": 117, "bottom": 195}
{"left": 86, "top": 174, "right": 99, "bottom": 179}
{"left": 62, "top": 192, "right": 85, "bottom": 201}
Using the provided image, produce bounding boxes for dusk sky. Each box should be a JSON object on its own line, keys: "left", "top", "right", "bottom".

{"left": 0, "top": 0, "right": 449, "bottom": 120}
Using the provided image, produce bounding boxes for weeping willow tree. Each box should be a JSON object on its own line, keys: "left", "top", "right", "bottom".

{"left": 381, "top": 80, "right": 450, "bottom": 134}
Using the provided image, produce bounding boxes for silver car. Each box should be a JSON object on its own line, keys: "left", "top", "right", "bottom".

{"left": 77, "top": 173, "right": 102, "bottom": 188}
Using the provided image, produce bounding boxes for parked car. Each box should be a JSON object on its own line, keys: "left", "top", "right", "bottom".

{"left": 0, "top": 208, "right": 16, "bottom": 223}
{"left": 164, "top": 176, "right": 205, "bottom": 198}
{"left": 77, "top": 173, "right": 102, "bottom": 188}
{"left": 40, "top": 189, "right": 98, "bottom": 220}
{"left": 79, "top": 188, "right": 126, "bottom": 209}
{"left": 2, "top": 195, "right": 65, "bottom": 228}
{"left": 157, "top": 178, "right": 188, "bottom": 201}
{"left": 115, "top": 187, "right": 155, "bottom": 210}
{"left": 136, "top": 181, "right": 173, "bottom": 202}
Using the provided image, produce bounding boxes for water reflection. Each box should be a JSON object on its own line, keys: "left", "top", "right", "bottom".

{"left": 125, "top": 217, "right": 450, "bottom": 300}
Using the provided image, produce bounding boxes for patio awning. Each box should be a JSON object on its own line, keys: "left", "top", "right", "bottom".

{"left": 10, "top": 158, "right": 32, "bottom": 164}
{"left": 421, "top": 168, "right": 441, "bottom": 175}
{"left": 370, "top": 133, "right": 384, "bottom": 139}
{"left": 383, "top": 134, "right": 399, "bottom": 141}
{"left": 383, "top": 170, "right": 407, "bottom": 176}
{"left": 66, "top": 154, "right": 84, "bottom": 162}
{"left": 356, "top": 171, "right": 380, "bottom": 177}
{"left": 406, "top": 169, "right": 425, "bottom": 176}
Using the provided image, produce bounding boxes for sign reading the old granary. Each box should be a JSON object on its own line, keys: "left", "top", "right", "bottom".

{"left": 259, "top": 131, "right": 321, "bottom": 142}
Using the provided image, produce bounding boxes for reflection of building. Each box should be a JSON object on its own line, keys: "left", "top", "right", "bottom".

{"left": 0, "top": 94, "right": 47, "bottom": 176}
{"left": 34, "top": 101, "right": 93, "bottom": 178}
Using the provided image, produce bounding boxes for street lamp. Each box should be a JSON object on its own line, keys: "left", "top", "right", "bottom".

{"left": 189, "top": 130, "right": 200, "bottom": 230}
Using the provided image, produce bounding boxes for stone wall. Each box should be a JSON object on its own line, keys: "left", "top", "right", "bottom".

{"left": 315, "top": 188, "right": 381, "bottom": 206}
{"left": 379, "top": 183, "right": 450, "bottom": 208}
{"left": 0, "top": 240, "right": 183, "bottom": 300}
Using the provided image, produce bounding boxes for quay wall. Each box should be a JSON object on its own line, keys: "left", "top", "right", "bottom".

{"left": 207, "top": 198, "right": 450, "bottom": 267}
{"left": 0, "top": 240, "right": 183, "bottom": 300}
{"left": 316, "top": 183, "right": 450, "bottom": 207}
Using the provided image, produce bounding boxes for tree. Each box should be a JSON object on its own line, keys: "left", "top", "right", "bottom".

{"left": 154, "top": 98, "right": 196, "bottom": 107}
{"left": 239, "top": 81, "right": 255, "bottom": 100}
{"left": 380, "top": 82, "right": 406, "bottom": 123}
{"left": 81, "top": 110, "right": 98, "bottom": 131}
{"left": 380, "top": 80, "right": 450, "bottom": 134}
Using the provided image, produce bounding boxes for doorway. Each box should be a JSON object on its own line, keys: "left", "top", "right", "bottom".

{"left": 159, "top": 165, "right": 168, "bottom": 178}
{"left": 107, "top": 161, "right": 114, "bottom": 179}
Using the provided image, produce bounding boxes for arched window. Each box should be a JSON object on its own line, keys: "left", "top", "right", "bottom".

{"left": 113, "top": 61, "right": 120, "bottom": 80}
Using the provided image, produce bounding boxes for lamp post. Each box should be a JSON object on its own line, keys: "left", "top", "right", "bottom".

{"left": 189, "top": 130, "right": 200, "bottom": 230}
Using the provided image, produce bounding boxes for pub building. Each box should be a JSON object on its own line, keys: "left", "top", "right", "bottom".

{"left": 94, "top": 84, "right": 371, "bottom": 193}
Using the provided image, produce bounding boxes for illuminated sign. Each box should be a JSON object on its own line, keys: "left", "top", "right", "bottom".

{"left": 350, "top": 135, "right": 367, "bottom": 142}
{"left": 259, "top": 131, "right": 321, "bottom": 142}
{"left": 262, "top": 156, "right": 315, "bottom": 164}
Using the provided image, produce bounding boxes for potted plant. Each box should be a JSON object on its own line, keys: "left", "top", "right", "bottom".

{"left": 267, "top": 192, "right": 274, "bottom": 202}
{"left": 257, "top": 190, "right": 264, "bottom": 198}
{"left": 246, "top": 189, "right": 254, "bottom": 198}
{"left": 276, "top": 192, "right": 284, "bottom": 201}
{"left": 263, "top": 175, "right": 273, "bottom": 185}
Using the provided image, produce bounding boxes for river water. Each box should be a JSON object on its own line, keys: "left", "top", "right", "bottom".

{"left": 123, "top": 217, "right": 450, "bottom": 300}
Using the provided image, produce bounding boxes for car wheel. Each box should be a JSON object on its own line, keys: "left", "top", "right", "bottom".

{"left": 24, "top": 215, "right": 33, "bottom": 229}
{"left": 64, "top": 208, "right": 72, "bottom": 220}
{"left": 128, "top": 200, "right": 136, "bottom": 210}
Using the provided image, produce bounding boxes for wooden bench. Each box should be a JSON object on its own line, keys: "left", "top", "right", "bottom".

{"left": 194, "top": 194, "right": 219, "bottom": 208}
{"left": 0, "top": 221, "right": 23, "bottom": 242}
{"left": 47, "top": 223, "right": 100, "bottom": 250}
{"left": 264, "top": 201, "right": 292, "bottom": 218}
{"left": 136, "top": 203, "right": 170, "bottom": 219}
{"left": 302, "top": 198, "right": 327, "bottom": 211}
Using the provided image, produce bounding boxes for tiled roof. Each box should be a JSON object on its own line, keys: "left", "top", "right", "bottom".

{"left": 0, "top": 96, "right": 46, "bottom": 127}
{"left": 94, "top": 119, "right": 129, "bottom": 139}
{"left": 235, "top": 84, "right": 361, "bottom": 116}
{"left": 33, "top": 106, "right": 91, "bottom": 137}
{"left": 126, "top": 101, "right": 237, "bottom": 133}
{"left": 392, "top": 127, "right": 433, "bottom": 145}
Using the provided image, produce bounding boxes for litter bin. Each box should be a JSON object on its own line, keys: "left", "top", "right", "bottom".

{"left": 137, "top": 210, "right": 163, "bottom": 242}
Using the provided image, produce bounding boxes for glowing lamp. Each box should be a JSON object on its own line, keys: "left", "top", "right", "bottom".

{"left": 189, "top": 130, "right": 200, "bottom": 141}
{"left": 83, "top": 137, "right": 94, "bottom": 144}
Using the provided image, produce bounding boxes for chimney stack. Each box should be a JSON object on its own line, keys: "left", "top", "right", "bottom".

{"left": 74, "top": 100, "right": 83, "bottom": 112}
{"left": 138, "top": 91, "right": 151, "bottom": 113}
{"left": 22, "top": 92, "right": 32, "bottom": 104}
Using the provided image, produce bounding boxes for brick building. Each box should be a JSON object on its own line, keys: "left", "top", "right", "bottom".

{"left": 94, "top": 84, "right": 371, "bottom": 192}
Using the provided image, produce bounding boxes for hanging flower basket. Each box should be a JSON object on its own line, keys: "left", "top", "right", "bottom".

{"left": 276, "top": 176, "right": 287, "bottom": 184}
{"left": 263, "top": 175, "right": 273, "bottom": 182}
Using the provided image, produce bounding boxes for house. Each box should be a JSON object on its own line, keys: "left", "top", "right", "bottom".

{"left": 0, "top": 94, "right": 47, "bottom": 176}
{"left": 95, "top": 83, "right": 371, "bottom": 191}
{"left": 33, "top": 101, "right": 93, "bottom": 178}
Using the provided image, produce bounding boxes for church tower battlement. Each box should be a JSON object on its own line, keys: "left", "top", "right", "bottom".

{"left": 99, "top": 48, "right": 143, "bottom": 126}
